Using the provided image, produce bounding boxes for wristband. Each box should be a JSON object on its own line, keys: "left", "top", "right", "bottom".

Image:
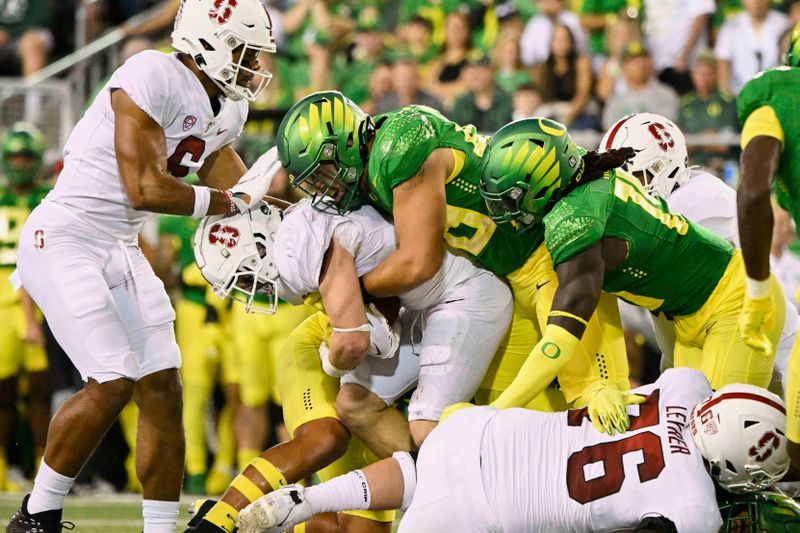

{"left": 191, "top": 185, "right": 211, "bottom": 219}
{"left": 746, "top": 276, "right": 771, "bottom": 299}
{"left": 332, "top": 323, "right": 371, "bottom": 333}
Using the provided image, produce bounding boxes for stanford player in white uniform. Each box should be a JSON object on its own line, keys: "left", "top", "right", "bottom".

{"left": 236, "top": 368, "right": 791, "bottom": 533}
{"left": 6, "top": 1, "right": 278, "bottom": 532}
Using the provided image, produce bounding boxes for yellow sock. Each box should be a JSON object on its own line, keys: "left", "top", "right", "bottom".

{"left": 184, "top": 385, "right": 211, "bottom": 475}
{"left": 237, "top": 448, "right": 261, "bottom": 471}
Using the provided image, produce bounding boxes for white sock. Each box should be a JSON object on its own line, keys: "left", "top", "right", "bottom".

{"left": 27, "top": 461, "right": 75, "bottom": 514}
{"left": 304, "top": 470, "right": 371, "bottom": 514}
{"left": 392, "top": 451, "right": 417, "bottom": 511}
{"left": 142, "top": 499, "right": 179, "bottom": 533}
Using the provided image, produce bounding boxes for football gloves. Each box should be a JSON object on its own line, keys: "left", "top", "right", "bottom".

{"left": 228, "top": 146, "right": 281, "bottom": 213}
{"left": 739, "top": 293, "right": 775, "bottom": 355}
{"left": 581, "top": 379, "right": 645, "bottom": 436}
{"left": 237, "top": 485, "right": 312, "bottom": 533}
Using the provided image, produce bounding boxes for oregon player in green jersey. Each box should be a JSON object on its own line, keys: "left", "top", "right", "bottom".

{"left": 716, "top": 489, "right": 800, "bottom": 533}
{"left": 277, "top": 91, "right": 633, "bottom": 437}
{"left": 0, "top": 122, "right": 52, "bottom": 491}
{"left": 481, "top": 118, "right": 787, "bottom": 431}
{"left": 737, "top": 21, "right": 800, "bottom": 471}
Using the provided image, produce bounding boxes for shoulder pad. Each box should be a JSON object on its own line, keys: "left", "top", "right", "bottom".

{"left": 372, "top": 106, "right": 439, "bottom": 187}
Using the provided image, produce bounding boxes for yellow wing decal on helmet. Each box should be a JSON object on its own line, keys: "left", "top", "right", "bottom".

{"left": 538, "top": 119, "right": 566, "bottom": 137}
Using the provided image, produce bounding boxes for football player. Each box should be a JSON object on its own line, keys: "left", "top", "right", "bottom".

{"left": 736, "top": 21, "right": 800, "bottom": 471}
{"left": 479, "top": 118, "right": 786, "bottom": 408}
{"left": 6, "top": 1, "right": 278, "bottom": 531}
{"left": 276, "top": 92, "right": 635, "bottom": 440}
{"left": 600, "top": 113, "right": 798, "bottom": 397}
{"left": 238, "top": 368, "right": 790, "bottom": 533}
{"left": 186, "top": 196, "right": 512, "bottom": 532}
{"left": 0, "top": 123, "right": 52, "bottom": 492}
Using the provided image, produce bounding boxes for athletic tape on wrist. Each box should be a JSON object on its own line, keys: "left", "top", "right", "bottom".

{"left": 249, "top": 457, "right": 288, "bottom": 490}
{"left": 191, "top": 185, "right": 211, "bottom": 219}
{"left": 548, "top": 310, "right": 589, "bottom": 326}
{"left": 231, "top": 474, "right": 264, "bottom": 503}
{"left": 392, "top": 451, "right": 417, "bottom": 512}
{"left": 746, "top": 276, "right": 771, "bottom": 299}
{"left": 332, "top": 323, "right": 371, "bottom": 333}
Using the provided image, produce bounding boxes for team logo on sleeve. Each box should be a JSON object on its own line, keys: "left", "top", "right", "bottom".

{"left": 183, "top": 115, "right": 197, "bottom": 132}
{"left": 33, "top": 229, "right": 45, "bottom": 250}
{"left": 749, "top": 431, "right": 780, "bottom": 462}
{"left": 208, "top": 224, "right": 240, "bottom": 248}
{"left": 208, "top": 0, "right": 238, "bottom": 24}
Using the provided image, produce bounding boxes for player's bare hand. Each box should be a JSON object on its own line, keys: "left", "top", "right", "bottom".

{"left": 24, "top": 321, "right": 45, "bottom": 347}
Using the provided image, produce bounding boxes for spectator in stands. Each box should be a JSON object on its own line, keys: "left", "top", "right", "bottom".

{"left": 678, "top": 52, "right": 739, "bottom": 166}
{"left": 715, "top": 0, "right": 790, "bottom": 95}
{"left": 391, "top": 15, "right": 438, "bottom": 73}
{"left": 360, "top": 62, "right": 393, "bottom": 115}
{"left": 492, "top": 33, "right": 532, "bottom": 94}
{"left": 519, "top": 0, "right": 588, "bottom": 66}
{"left": 495, "top": 1, "right": 525, "bottom": 42}
{"left": 511, "top": 82, "right": 544, "bottom": 121}
{"left": 595, "top": 16, "right": 639, "bottom": 103}
{"left": 425, "top": 11, "right": 472, "bottom": 109}
{"left": 579, "top": 0, "right": 626, "bottom": 62}
{"left": 602, "top": 42, "right": 679, "bottom": 129}
{"left": 642, "top": 0, "right": 716, "bottom": 94}
{"left": 333, "top": 21, "right": 386, "bottom": 106}
{"left": 771, "top": 201, "right": 800, "bottom": 311}
{"left": 374, "top": 57, "right": 443, "bottom": 115}
{"left": 533, "top": 24, "right": 596, "bottom": 130}
{"left": 0, "top": 0, "right": 52, "bottom": 77}
{"left": 449, "top": 53, "right": 512, "bottom": 132}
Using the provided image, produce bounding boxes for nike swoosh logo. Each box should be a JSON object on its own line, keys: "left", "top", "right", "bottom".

{"left": 536, "top": 280, "right": 551, "bottom": 290}
{"left": 242, "top": 22, "right": 256, "bottom": 28}
{"left": 216, "top": 128, "right": 228, "bottom": 136}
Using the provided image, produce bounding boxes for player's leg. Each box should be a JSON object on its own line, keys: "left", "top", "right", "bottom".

{"left": 0, "top": 299, "right": 24, "bottom": 492}
{"left": 408, "top": 272, "right": 513, "bottom": 447}
{"left": 176, "top": 299, "right": 215, "bottom": 493}
{"left": 190, "top": 312, "right": 352, "bottom": 532}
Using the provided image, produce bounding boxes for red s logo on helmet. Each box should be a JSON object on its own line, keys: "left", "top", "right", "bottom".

{"left": 749, "top": 431, "right": 780, "bottom": 462}
{"left": 647, "top": 123, "right": 675, "bottom": 152}
{"left": 208, "top": 224, "right": 240, "bottom": 248}
{"left": 208, "top": 0, "right": 238, "bottom": 24}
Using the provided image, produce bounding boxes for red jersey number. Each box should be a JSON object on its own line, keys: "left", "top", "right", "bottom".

{"left": 167, "top": 136, "right": 206, "bottom": 178}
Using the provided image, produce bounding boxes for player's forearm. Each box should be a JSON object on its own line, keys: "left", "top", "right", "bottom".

{"left": 128, "top": 171, "right": 233, "bottom": 216}
{"left": 363, "top": 249, "right": 441, "bottom": 297}
{"left": 328, "top": 331, "right": 370, "bottom": 370}
{"left": 737, "top": 182, "right": 773, "bottom": 281}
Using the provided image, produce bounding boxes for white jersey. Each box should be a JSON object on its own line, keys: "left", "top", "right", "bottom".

{"left": 476, "top": 368, "right": 721, "bottom": 532}
{"left": 48, "top": 50, "right": 247, "bottom": 241}
{"left": 273, "top": 200, "right": 478, "bottom": 310}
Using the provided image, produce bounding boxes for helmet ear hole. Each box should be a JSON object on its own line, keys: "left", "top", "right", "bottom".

{"left": 725, "top": 460, "right": 738, "bottom": 474}
{"left": 199, "top": 38, "right": 215, "bottom": 51}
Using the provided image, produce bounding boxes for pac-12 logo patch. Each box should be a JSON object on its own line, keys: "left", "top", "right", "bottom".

{"left": 183, "top": 115, "right": 197, "bottom": 132}
{"left": 208, "top": 224, "right": 240, "bottom": 248}
{"left": 33, "top": 229, "right": 45, "bottom": 250}
{"left": 749, "top": 431, "right": 780, "bottom": 462}
{"left": 209, "top": 0, "right": 238, "bottom": 24}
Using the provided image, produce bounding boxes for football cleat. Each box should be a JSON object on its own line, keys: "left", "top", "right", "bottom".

{"left": 236, "top": 484, "right": 313, "bottom": 533}
{"left": 6, "top": 494, "right": 74, "bottom": 533}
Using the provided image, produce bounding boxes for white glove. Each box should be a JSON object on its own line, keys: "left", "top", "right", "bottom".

{"left": 237, "top": 485, "right": 313, "bottom": 533}
{"left": 365, "top": 303, "right": 400, "bottom": 359}
{"left": 228, "top": 146, "right": 281, "bottom": 213}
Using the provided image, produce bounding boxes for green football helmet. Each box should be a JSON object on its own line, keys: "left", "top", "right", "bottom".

{"left": 785, "top": 21, "right": 800, "bottom": 67}
{"left": 718, "top": 489, "right": 800, "bottom": 532}
{"left": 480, "top": 117, "right": 583, "bottom": 232}
{"left": 277, "top": 91, "right": 373, "bottom": 214}
{"left": 1, "top": 122, "right": 45, "bottom": 185}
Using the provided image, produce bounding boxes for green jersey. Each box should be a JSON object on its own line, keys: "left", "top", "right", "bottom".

{"left": 737, "top": 66, "right": 800, "bottom": 231}
{"left": 365, "top": 105, "right": 540, "bottom": 275}
{"left": 158, "top": 215, "right": 206, "bottom": 306}
{"left": 544, "top": 171, "right": 734, "bottom": 316}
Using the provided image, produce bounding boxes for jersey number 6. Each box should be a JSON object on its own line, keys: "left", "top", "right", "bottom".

{"left": 565, "top": 390, "right": 665, "bottom": 504}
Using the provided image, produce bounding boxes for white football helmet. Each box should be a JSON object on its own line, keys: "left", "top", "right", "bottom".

{"left": 171, "top": 0, "right": 276, "bottom": 101}
{"left": 193, "top": 201, "right": 282, "bottom": 314}
{"left": 599, "top": 113, "right": 690, "bottom": 199}
{"left": 690, "top": 384, "right": 790, "bottom": 494}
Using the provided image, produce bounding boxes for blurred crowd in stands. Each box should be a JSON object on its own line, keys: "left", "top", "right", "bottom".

{"left": 3, "top": 0, "right": 800, "bottom": 496}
